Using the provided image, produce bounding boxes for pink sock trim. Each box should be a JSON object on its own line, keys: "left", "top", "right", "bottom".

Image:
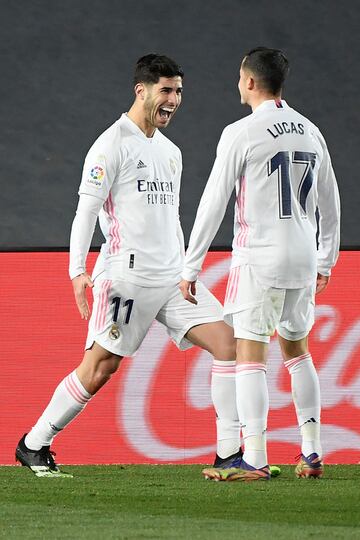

{"left": 284, "top": 352, "right": 312, "bottom": 371}
{"left": 64, "top": 372, "right": 90, "bottom": 405}
{"left": 212, "top": 361, "right": 236, "bottom": 376}
{"left": 212, "top": 367, "right": 236, "bottom": 375}
{"left": 236, "top": 363, "right": 267, "bottom": 374}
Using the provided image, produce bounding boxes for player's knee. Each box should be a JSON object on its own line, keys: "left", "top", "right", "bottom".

{"left": 101, "top": 354, "right": 122, "bottom": 377}
{"left": 91, "top": 354, "right": 122, "bottom": 392}
{"left": 278, "top": 334, "right": 308, "bottom": 361}
{"left": 211, "top": 341, "right": 237, "bottom": 361}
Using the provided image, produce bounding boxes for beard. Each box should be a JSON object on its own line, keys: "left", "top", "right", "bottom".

{"left": 143, "top": 95, "right": 158, "bottom": 127}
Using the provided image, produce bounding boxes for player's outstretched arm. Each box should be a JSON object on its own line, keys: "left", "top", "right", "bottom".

{"left": 179, "top": 279, "right": 197, "bottom": 305}
{"left": 72, "top": 272, "right": 94, "bottom": 319}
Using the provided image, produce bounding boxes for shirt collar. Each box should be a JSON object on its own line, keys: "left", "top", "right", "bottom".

{"left": 253, "top": 99, "right": 289, "bottom": 114}
{"left": 122, "top": 113, "right": 158, "bottom": 141}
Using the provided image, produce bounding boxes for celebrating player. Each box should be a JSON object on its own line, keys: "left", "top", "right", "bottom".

{"left": 15, "top": 54, "right": 244, "bottom": 477}
{"left": 180, "top": 47, "right": 340, "bottom": 481}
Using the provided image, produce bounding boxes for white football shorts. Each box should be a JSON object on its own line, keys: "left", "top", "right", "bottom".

{"left": 86, "top": 278, "right": 224, "bottom": 356}
{"left": 224, "top": 265, "right": 315, "bottom": 343}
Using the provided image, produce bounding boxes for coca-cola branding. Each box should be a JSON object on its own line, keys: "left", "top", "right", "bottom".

{"left": 118, "top": 252, "right": 360, "bottom": 464}
{"left": 0, "top": 251, "right": 358, "bottom": 465}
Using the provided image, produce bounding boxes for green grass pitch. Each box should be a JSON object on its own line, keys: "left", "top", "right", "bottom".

{"left": 1, "top": 465, "right": 359, "bottom": 539}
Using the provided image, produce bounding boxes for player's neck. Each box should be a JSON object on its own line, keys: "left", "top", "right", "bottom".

{"left": 127, "top": 105, "right": 156, "bottom": 138}
{"left": 249, "top": 93, "right": 282, "bottom": 112}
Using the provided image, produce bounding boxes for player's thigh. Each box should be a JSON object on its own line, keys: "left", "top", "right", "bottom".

{"left": 87, "top": 279, "right": 169, "bottom": 357}
{"left": 277, "top": 285, "right": 315, "bottom": 346}
{"left": 186, "top": 320, "right": 236, "bottom": 360}
{"left": 236, "top": 338, "right": 268, "bottom": 364}
{"left": 156, "top": 281, "right": 224, "bottom": 352}
{"left": 224, "top": 265, "right": 285, "bottom": 343}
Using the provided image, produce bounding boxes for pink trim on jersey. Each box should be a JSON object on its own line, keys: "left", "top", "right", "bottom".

{"left": 94, "top": 280, "right": 112, "bottom": 332}
{"left": 225, "top": 266, "right": 241, "bottom": 304}
{"left": 236, "top": 363, "right": 267, "bottom": 374}
{"left": 104, "top": 192, "right": 121, "bottom": 255}
{"left": 64, "top": 373, "right": 89, "bottom": 405}
{"left": 235, "top": 176, "right": 249, "bottom": 248}
{"left": 284, "top": 352, "right": 312, "bottom": 371}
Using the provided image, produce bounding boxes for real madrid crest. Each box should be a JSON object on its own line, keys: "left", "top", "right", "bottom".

{"left": 109, "top": 323, "right": 120, "bottom": 340}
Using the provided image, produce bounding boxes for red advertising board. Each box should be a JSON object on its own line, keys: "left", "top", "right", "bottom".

{"left": 1, "top": 251, "right": 359, "bottom": 464}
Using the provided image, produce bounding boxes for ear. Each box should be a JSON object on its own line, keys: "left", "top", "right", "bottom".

{"left": 134, "top": 82, "right": 146, "bottom": 100}
{"left": 247, "top": 76, "right": 255, "bottom": 90}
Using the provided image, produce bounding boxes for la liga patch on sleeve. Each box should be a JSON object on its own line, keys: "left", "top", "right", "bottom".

{"left": 86, "top": 157, "right": 106, "bottom": 189}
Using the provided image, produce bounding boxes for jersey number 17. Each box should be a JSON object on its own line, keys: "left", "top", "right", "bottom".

{"left": 268, "top": 151, "right": 316, "bottom": 219}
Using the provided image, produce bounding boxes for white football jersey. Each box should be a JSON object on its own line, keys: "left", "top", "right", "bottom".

{"left": 183, "top": 99, "right": 340, "bottom": 289}
{"left": 69, "top": 114, "right": 184, "bottom": 286}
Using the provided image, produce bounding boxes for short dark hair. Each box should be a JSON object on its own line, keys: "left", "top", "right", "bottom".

{"left": 242, "top": 47, "right": 289, "bottom": 95}
{"left": 134, "top": 54, "right": 184, "bottom": 85}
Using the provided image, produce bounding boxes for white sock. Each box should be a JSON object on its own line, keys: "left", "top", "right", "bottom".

{"left": 235, "top": 363, "right": 268, "bottom": 469}
{"left": 284, "top": 353, "right": 322, "bottom": 457}
{"left": 300, "top": 420, "right": 322, "bottom": 457}
{"left": 211, "top": 360, "right": 240, "bottom": 458}
{"left": 25, "top": 370, "right": 92, "bottom": 450}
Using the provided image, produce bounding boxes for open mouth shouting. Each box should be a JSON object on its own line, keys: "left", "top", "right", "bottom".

{"left": 158, "top": 107, "right": 175, "bottom": 122}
